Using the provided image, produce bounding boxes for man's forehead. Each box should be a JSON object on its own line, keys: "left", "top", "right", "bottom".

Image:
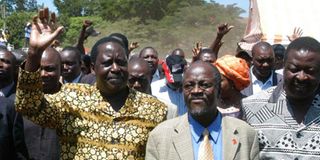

{"left": 287, "top": 49, "right": 320, "bottom": 62}
{"left": 99, "top": 42, "right": 126, "bottom": 55}
{"left": 185, "top": 64, "right": 212, "bottom": 77}
{"left": 0, "top": 50, "right": 14, "bottom": 60}
{"left": 129, "top": 72, "right": 146, "bottom": 78}
{"left": 142, "top": 49, "right": 157, "bottom": 56}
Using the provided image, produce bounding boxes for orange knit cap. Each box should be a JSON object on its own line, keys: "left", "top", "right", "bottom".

{"left": 214, "top": 55, "right": 250, "bottom": 91}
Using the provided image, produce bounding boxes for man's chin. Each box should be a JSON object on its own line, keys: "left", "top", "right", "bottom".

{"left": 189, "top": 108, "right": 209, "bottom": 117}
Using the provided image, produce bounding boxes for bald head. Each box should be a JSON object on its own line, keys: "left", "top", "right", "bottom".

{"left": 252, "top": 42, "right": 274, "bottom": 57}
{"left": 184, "top": 61, "right": 221, "bottom": 91}
{"left": 42, "top": 47, "right": 61, "bottom": 66}
{"left": 40, "top": 47, "right": 62, "bottom": 94}
{"left": 128, "top": 57, "right": 152, "bottom": 93}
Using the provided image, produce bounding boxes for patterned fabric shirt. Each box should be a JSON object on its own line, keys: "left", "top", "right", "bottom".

{"left": 242, "top": 84, "right": 320, "bottom": 160}
{"left": 15, "top": 69, "right": 168, "bottom": 160}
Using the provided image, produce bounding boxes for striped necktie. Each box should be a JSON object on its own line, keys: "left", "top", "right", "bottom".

{"left": 198, "top": 128, "right": 214, "bottom": 160}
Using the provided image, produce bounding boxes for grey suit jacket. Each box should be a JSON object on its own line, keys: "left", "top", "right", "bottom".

{"left": 146, "top": 114, "right": 259, "bottom": 160}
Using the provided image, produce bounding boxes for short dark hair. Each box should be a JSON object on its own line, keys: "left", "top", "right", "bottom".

{"left": 139, "top": 47, "right": 158, "bottom": 57}
{"left": 272, "top": 44, "right": 286, "bottom": 58}
{"left": 0, "top": 48, "right": 16, "bottom": 65}
{"left": 252, "top": 41, "right": 273, "bottom": 57}
{"left": 285, "top": 36, "right": 320, "bottom": 61}
{"left": 91, "top": 36, "right": 129, "bottom": 64}
{"left": 62, "top": 46, "right": 81, "bottom": 62}
{"left": 109, "top": 33, "right": 129, "bottom": 50}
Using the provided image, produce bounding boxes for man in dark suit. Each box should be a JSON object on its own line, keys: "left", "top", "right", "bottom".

{"left": 0, "top": 47, "right": 29, "bottom": 159}
{"left": 23, "top": 47, "right": 61, "bottom": 160}
{"left": 241, "top": 42, "right": 282, "bottom": 96}
{"left": 0, "top": 47, "right": 17, "bottom": 99}
{"left": 60, "top": 46, "right": 85, "bottom": 84}
{"left": 0, "top": 97, "right": 28, "bottom": 159}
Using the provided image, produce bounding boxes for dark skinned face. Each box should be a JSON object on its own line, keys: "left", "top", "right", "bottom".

{"left": 284, "top": 49, "right": 320, "bottom": 100}
{"left": 252, "top": 47, "right": 275, "bottom": 81}
{"left": 199, "top": 52, "right": 217, "bottom": 63}
{"left": 140, "top": 49, "right": 158, "bottom": 75}
{"left": 60, "top": 50, "right": 81, "bottom": 82}
{"left": 0, "top": 50, "right": 15, "bottom": 87}
{"left": 40, "top": 51, "right": 61, "bottom": 94}
{"left": 183, "top": 63, "right": 219, "bottom": 118}
{"left": 128, "top": 62, "right": 151, "bottom": 93}
{"left": 94, "top": 42, "right": 128, "bottom": 95}
{"left": 220, "top": 75, "right": 234, "bottom": 99}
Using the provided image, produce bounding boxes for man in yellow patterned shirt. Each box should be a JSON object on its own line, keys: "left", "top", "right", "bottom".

{"left": 15, "top": 8, "right": 167, "bottom": 160}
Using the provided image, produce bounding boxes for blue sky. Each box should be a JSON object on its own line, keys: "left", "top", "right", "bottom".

{"left": 37, "top": 0, "right": 249, "bottom": 17}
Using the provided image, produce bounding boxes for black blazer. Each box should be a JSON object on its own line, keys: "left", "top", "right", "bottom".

{"left": 23, "top": 118, "right": 60, "bottom": 160}
{"left": 80, "top": 73, "right": 96, "bottom": 85}
{"left": 0, "top": 97, "right": 29, "bottom": 160}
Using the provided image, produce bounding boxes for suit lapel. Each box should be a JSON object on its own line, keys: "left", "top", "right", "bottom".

{"left": 172, "top": 114, "right": 194, "bottom": 160}
{"left": 222, "top": 118, "right": 240, "bottom": 160}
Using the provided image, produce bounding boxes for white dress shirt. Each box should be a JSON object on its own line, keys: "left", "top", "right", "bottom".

{"left": 151, "top": 79, "right": 187, "bottom": 115}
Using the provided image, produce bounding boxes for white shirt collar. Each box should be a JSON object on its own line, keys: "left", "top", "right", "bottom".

{"left": 251, "top": 66, "right": 274, "bottom": 94}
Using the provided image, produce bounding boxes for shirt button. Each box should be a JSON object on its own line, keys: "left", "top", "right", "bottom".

{"left": 294, "top": 158, "right": 298, "bottom": 160}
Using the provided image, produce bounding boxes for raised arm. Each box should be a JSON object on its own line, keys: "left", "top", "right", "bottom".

{"left": 25, "top": 8, "right": 64, "bottom": 72}
{"left": 287, "top": 27, "right": 303, "bottom": 42}
{"left": 75, "top": 20, "right": 92, "bottom": 55}
{"left": 129, "top": 42, "right": 139, "bottom": 53}
{"left": 209, "top": 23, "right": 233, "bottom": 57}
{"left": 16, "top": 8, "right": 65, "bottom": 129}
{"left": 191, "top": 42, "right": 202, "bottom": 63}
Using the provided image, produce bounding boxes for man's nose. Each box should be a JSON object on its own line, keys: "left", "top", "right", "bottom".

{"left": 296, "top": 70, "right": 308, "bottom": 81}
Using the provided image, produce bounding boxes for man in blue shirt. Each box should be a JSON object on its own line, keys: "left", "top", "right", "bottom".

{"left": 146, "top": 61, "right": 259, "bottom": 160}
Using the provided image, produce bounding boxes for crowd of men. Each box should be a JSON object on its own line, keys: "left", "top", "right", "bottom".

{"left": 0, "top": 8, "right": 320, "bottom": 160}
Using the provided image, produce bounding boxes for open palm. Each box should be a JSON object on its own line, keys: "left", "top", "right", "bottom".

{"left": 29, "top": 8, "right": 63, "bottom": 54}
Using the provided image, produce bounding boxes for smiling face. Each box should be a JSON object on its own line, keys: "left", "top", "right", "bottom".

{"left": 94, "top": 42, "right": 128, "bottom": 95}
{"left": 183, "top": 62, "right": 220, "bottom": 118}
{"left": 283, "top": 48, "right": 320, "bottom": 100}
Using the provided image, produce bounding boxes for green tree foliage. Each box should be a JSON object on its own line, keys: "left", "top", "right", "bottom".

{"left": 0, "top": 0, "right": 38, "bottom": 48}
{"left": 0, "top": 0, "right": 38, "bottom": 14}
{"left": 5, "top": 11, "right": 33, "bottom": 47}
{"left": 1, "top": 1, "right": 246, "bottom": 54}
{"left": 54, "top": 0, "right": 205, "bottom": 22}
{"left": 80, "top": 2, "right": 246, "bottom": 57}
{"left": 62, "top": 16, "right": 106, "bottom": 46}
{"left": 54, "top": 0, "right": 85, "bottom": 17}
